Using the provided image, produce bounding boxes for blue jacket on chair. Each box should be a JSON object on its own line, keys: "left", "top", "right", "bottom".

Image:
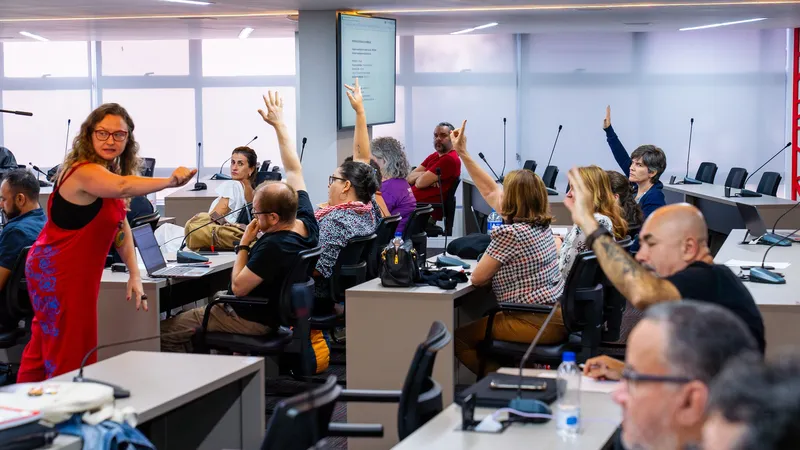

{"left": 57, "top": 415, "right": 155, "bottom": 450}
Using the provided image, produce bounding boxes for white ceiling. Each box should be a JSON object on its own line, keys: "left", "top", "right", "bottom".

{"left": 0, "top": 0, "right": 798, "bottom": 40}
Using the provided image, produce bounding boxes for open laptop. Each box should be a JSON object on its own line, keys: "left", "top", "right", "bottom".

{"left": 735, "top": 203, "right": 793, "bottom": 246}
{"left": 131, "top": 224, "right": 213, "bottom": 278}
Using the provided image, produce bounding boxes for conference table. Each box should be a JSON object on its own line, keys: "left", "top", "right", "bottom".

{"left": 46, "top": 351, "right": 265, "bottom": 450}
{"left": 663, "top": 183, "right": 800, "bottom": 234}
{"left": 715, "top": 229, "right": 800, "bottom": 358}
{"left": 392, "top": 368, "right": 621, "bottom": 450}
{"left": 462, "top": 178, "right": 570, "bottom": 235}
{"left": 164, "top": 178, "right": 225, "bottom": 226}
{"left": 94, "top": 252, "right": 235, "bottom": 361}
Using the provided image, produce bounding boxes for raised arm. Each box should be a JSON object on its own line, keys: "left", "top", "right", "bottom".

{"left": 345, "top": 79, "right": 371, "bottom": 164}
{"left": 603, "top": 106, "right": 632, "bottom": 176}
{"left": 450, "top": 120, "right": 503, "bottom": 211}
{"left": 70, "top": 164, "right": 195, "bottom": 199}
{"left": 259, "top": 91, "right": 306, "bottom": 192}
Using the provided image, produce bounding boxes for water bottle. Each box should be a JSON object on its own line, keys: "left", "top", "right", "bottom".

{"left": 391, "top": 231, "right": 404, "bottom": 251}
{"left": 555, "top": 351, "right": 581, "bottom": 436}
{"left": 487, "top": 209, "right": 503, "bottom": 232}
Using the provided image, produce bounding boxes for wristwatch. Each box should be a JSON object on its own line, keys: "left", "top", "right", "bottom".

{"left": 234, "top": 244, "right": 252, "bottom": 255}
{"left": 585, "top": 227, "right": 612, "bottom": 249}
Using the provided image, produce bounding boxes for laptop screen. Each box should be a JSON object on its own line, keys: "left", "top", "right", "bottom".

{"left": 131, "top": 224, "right": 167, "bottom": 274}
{"left": 736, "top": 203, "right": 767, "bottom": 238}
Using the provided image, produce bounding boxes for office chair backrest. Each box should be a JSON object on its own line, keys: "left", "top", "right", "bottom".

{"left": 257, "top": 171, "right": 282, "bottom": 184}
{"left": 725, "top": 167, "right": 748, "bottom": 189}
{"left": 261, "top": 375, "right": 341, "bottom": 450}
{"left": 130, "top": 212, "right": 161, "bottom": 231}
{"left": 523, "top": 160, "right": 537, "bottom": 172}
{"left": 280, "top": 247, "right": 322, "bottom": 377}
{"left": 542, "top": 165, "right": 558, "bottom": 189}
{"left": 0, "top": 147, "right": 18, "bottom": 172}
{"left": 695, "top": 162, "right": 717, "bottom": 184}
{"left": 442, "top": 178, "right": 461, "bottom": 236}
{"left": 368, "top": 215, "right": 401, "bottom": 279}
{"left": 397, "top": 320, "right": 451, "bottom": 440}
{"left": 330, "top": 234, "right": 377, "bottom": 302}
{"left": 260, "top": 160, "right": 272, "bottom": 172}
{"left": 402, "top": 204, "right": 433, "bottom": 241}
{"left": 236, "top": 204, "right": 253, "bottom": 225}
{"left": 4, "top": 246, "right": 32, "bottom": 324}
{"left": 140, "top": 158, "right": 156, "bottom": 177}
{"left": 756, "top": 171, "right": 781, "bottom": 196}
{"left": 560, "top": 251, "right": 602, "bottom": 334}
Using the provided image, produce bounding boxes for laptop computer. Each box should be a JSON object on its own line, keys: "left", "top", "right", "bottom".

{"left": 131, "top": 224, "right": 213, "bottom": 278}
{"left": 735, "top": 203, "right": 792, "bottom": 246}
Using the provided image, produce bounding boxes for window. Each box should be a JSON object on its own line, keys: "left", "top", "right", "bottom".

{"left": 3, "top": 41, "right": 88, "bottom": 77}
{"left": 2, "top": 90, "right": 92, "bottom": 168}
{"left": 414, "top": 34, "right": 514, "bottom": 73}
{"left": 202, "top": 38, "right": 296, "bottom": 76}
{"left": 101, "top": 89, "right": 196, "bottom": 168}
{"left": 102, "top": 40, "right": 190, "bottom": 76}
{"left": 372, "top": 86, "right": 405, "bottom": 145}
{"left": 201, "top": 87, "right": 297, "bottom": 170}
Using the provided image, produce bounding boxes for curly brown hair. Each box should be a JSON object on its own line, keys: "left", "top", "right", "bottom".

{"left": 59, "top": 103, "right": 141, "bottom": 179}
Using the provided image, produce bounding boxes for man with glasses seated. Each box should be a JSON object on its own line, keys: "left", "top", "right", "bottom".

{"left": 161, "top": 91, "right": 318, "bottom": 352}
{"left": 584, "top": 301, "right": 760, "bottom": 450}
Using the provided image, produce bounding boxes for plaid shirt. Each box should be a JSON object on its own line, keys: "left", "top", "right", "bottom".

{"left": 485, "top": 223, "right": 564, "bottom": 305}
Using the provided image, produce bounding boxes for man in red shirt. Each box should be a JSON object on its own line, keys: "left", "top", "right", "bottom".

{"left": 406, "top": 122, "right": 462, "bottom": 220}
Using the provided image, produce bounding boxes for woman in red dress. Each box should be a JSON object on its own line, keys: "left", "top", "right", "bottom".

{"left": 19, "top": 103, "right": 195, "bottom": 381}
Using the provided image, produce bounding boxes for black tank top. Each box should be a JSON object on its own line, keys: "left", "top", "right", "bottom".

{"left": 51, "top": 184, "right": 103, "bottom": 230}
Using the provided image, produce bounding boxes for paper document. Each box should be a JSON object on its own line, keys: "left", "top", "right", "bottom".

{"left": 724, "top": 260, "right": 791, "bottom": 270}
{"left": 551, "top": 227, "right": 569, "bottom": 237}
{"left": 534, "top": 371, "right": 618, "bottom": 394}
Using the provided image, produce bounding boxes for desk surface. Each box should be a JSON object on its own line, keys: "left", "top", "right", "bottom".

{"left": 393, "top": 369, "right": 621, "bottom": 450}
{"left": 347, "top": 263, "right": 477, "bottom": 298}
{"left": 51, "top": 351, "right": 264, "bottom": 424}
{"left": 100, "top": 251, "right": 237, "bottom": 288}
{"left": 663, "top": 183, "right": 795, "bottom": 208}
{"left": 165, "top": 179, "right": 225, "bottom": 199}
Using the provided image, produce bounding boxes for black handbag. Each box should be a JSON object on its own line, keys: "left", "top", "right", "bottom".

{"left": 380, "top": 238, "right": 419, "bottom": 287}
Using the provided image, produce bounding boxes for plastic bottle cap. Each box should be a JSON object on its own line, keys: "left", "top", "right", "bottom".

{"left": 394, "top": 232, "right": 403, "bottom": 237}
{"left": 562, "top": 351, "right": 576, "bottom": 363}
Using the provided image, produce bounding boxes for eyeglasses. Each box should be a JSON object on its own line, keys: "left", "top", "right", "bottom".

{"left": 621, "top": 367, "right": 693, "bottom": 393}
{"left": 328, "top": 175, "right": 348, "bottom": 186}
{"left": 94, "top": 130, "right": 129, "bottom": 142}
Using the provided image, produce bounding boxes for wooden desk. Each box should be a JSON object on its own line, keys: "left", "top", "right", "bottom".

{"left": 714, "top": 229, "right": 800, "bottom": 357}
{"left": 95, "top": 252, "right": 236, "bottom": 361}
{"left": 49, "top": 351, "right": 265, "bottom": 450}
{"left": 392, "top": 368, "right": 621, "bottom": 450}
{"left": 164, "top": 179, "right": 225, "bottom": 227}
{"left": 462, "top": 178, "right": 570, "bottom": 235}
{"left": 346, "top": 270, "right": 485, "bottom": 450}
{"left": 663, "top": 183, "right": 800, "bottom": 234}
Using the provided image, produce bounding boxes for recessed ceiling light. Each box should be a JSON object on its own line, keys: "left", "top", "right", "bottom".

{"left": 19, "top": 31, "right": 48, "bottom": 41}
{"left": 679, "top": 17, "right": 766, "bottom": 31}
{"left": 238, "top": 27, "right": 254, "bottom": 39}
{"left": 159, "top": 0, "right": 214, "bottom": 5}
{"left": 450, "top": 22, "right": 498, "bottom": 35}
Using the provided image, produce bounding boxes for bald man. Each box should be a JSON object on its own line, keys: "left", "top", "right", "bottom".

{"left": 565, "top": 168, "right": 765, "bottom": 352}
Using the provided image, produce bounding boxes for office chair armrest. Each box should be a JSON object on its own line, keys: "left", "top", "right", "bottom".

{"left": 327, "top": 423, "right": 384, "bottom": 438}
{"left": 200, "top": 295, "right": 270, "bottom": 331}
{"left": 497, "top": 302, "right": 554, "bottom": 314}
{"left": 339, "top": 389, "right": 402, "bottom": 403}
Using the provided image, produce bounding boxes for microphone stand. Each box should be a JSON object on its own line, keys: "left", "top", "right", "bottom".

{"left": 738, "top": 142, "right": 791, "bottom": 198}
{"left": 434, "top": 168, "right": 469, "bottom": 269}
{"left": 192, "top": 143, "right": 207, "bottom": 191}
{"left": 543, "top": 125, "right": 562, "bottom": 196}
{"left": 28, "top": 164, "right": 52, "bottom": 187}
{"left": 683, "top": 118, "right": 702, "bottom": 184}
{"left": 478, "top": 152, "right": 503, "bottom": 183}
{"left": 211, "top": 136, "right": 258, "bottom": 180}
{"left": 501, "top": 118, "right": 506, "bottom": 178}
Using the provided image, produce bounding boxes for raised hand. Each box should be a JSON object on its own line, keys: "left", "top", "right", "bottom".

{"left": 565, "top": 167, "right": 596, "bottom": 231}
{"left": 603, "top": 105, "right": 611, "bottom": 129}
{"left": 169, "top": 167, "right": 197, "bottom": 187}
{"left": 345, "top": 78, "right": 365, "bottom": 114}
{"left": 450, "top": 120, "right": 467, "bottom": 155}
{"left": 258, "top": 91, "right": 285, "bottom": 127}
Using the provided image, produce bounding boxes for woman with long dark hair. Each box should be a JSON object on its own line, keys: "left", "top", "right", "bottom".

{"left": 209, "top": 146, "right": 258, "bottom": 226}
{"left": 19, "top": 103, "right": 195, "bottom": 381}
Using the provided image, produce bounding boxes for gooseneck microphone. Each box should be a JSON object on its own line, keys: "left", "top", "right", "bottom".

{"left": 0, "top": 108, "right": 33, "bottom": 116}
{"left": 542, "top": 125, "right": 562, "bottom": 196}
{"left": 29, "top": 164, "right": 52, "bottom": 186}
{"left": 434, "top": 167, "right": 469, "bottom": 269}
{"left": 750, "top": 222, "right": 799, "bottom": 285}
{"left": 300, "top": 137, "right": 308, "bottom": 163}
{"left": 738, "top": 142, "right": 791, "bottom": 198}
{"left": 211, "top": 136, "right": 258, "bottom": 180}
{"left": 501, "top": 118, "right": 507, "bottom": 178}
{"left": 478, "top": 152, "right": 503, "bottom": 183}
{"left": 683, "top": 118, "right": 702, "bottom": 185}
{"left": 191, "top": 143, "right": 207, "bottom": 191}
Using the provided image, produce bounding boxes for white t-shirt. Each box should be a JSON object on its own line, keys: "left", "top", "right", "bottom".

{"left": 208, "top": 180, "right": 246, "bottom": 225}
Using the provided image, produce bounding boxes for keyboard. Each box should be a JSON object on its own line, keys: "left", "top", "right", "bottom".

{"left": 156, "top": 266, "right": 206, "bottom": 277}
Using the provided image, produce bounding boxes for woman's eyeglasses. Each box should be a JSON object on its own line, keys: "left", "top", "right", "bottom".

{"left": 328, "top": 175, "right": 348, "bottom": 186}
{"left": 94, "top": 130, "right": 128, "bottom": 142}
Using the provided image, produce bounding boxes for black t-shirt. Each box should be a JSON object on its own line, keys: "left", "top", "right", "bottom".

{"left": 667, "top": 262, "right": 766, "bottom": 353}
{"left": 232, "top": 190, "right": 319, "bottom": 326}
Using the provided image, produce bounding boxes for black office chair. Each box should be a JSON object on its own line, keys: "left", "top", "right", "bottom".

{"left": 130, "top": 212, "right": 161, "bottom": 231}
{"left": 367, "top": 215, "right": 401, "bottom": 280}
{"left": 0, "top": 246, "right": 32, "bottom": 350}
{"left": 402, "top": 204, "right": 434, "bottom": 264}
{"left": 477, "top": 251, "right": 605, "bottom": 376}
{"left": 140, "top": 158, "right": 156, "bottom": 177}
{"left": 695, "top": 162, "right": 718, "bottom": 184}
{"left": 195, "top": 247, "right": 323, "bottom": 377}
{"left": 423, "top": 178, "right": 461, "bottom": 238}
{"left": 523, "top": 160, "right": 537, "bottom": 172}
{"left": 542, "top": 165, "right": 559, "bottom": 190}
{"left": 330, "top": 320, "right": 451, "bottom": 441}
{"left": 756, "top": 171, "right": 782, "bottom": 197}
{"left": 725, "top": 167, "right": 748, "bottom": 189}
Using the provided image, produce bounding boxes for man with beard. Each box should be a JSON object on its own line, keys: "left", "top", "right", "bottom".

{"left": 406, "top": 122, "right": 461, "bottom": 220}
{"left": 564, "top": 166, "right": 765, "bottom": 352}
{"left": 0, "top": 169, "right": 45, "bottom": 294}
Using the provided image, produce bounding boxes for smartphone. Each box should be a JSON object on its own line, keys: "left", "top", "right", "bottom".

{"left": 489, "top": 380, "right": 547, "bottom": 391}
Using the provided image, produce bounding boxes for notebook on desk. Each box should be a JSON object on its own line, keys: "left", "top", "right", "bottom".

{"left": 132, "top": 225, "right": 212, "bottom": 278}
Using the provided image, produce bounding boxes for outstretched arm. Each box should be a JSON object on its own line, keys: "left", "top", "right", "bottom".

{"left": 603, "top": 106, "right": 632, "bottom": 176}
{"left": 346, "top": 79, "right": 372, "bottom": 164}
{"left": 450, "top": 120, "right": 503, "bottom": 211}
{"left": 259, "top": 91, "right": 306, "bottom": 192}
